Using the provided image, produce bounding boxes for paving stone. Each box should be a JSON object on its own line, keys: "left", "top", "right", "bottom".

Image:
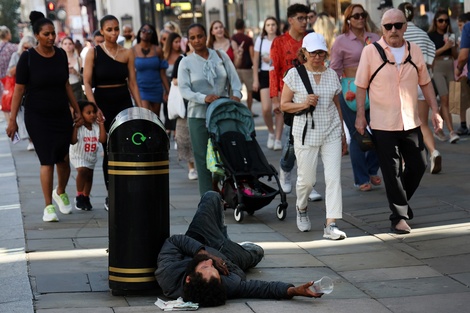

{"left": 340, "top": 266, "right": 442, "bottom": 283}
{"left": 35, "top": 273, "right": 91, "bottom": 293}
{"left": 379, "top": 292, "right": 470, "bottom": 313}
{"left": 35, "top": 292, "right": 128, "bottom": 309}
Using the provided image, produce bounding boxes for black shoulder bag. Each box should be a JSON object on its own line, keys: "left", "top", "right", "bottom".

{"left": 294, "top": 65, "right": 315, "bottom": 145}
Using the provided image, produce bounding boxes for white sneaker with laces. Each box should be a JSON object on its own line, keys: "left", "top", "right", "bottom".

{"left": 267, "top": 133, "right": 275, "bottom": 149}
{"left": 430, "top": 150, "right": 442, "bottom": 174}
{"left": 296, "top": 208, "right": 311, "bottom": 232}
{"left": 273, "top": 139, "right": 282, "bottom": 151}
{"left": 308, "top": 188, "right": 322, "bottom": 201}
{"left": 279, "top": 169, "right": 292, "bottom": 193}
{"left": 52, "top": 188, "right": 72, "bottom": 214}
{"left": 323, "top": 223, "right": 347, "bottom": 240}
{"left": 43, "top": 205, "right": 59, "bottom": 222}
{"left": 188, "top": 169, "right": 198, "bottom": 180}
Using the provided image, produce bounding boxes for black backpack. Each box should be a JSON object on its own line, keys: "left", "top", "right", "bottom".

{"left": 369, "top": 41, "right": 418, "bottom": 87}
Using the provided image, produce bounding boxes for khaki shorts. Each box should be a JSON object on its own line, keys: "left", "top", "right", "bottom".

{"left": 236, "top": 69, "right": 253, "bottom": 92}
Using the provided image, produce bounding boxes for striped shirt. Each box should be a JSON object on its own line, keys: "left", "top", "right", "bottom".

{"left": 403, "top": 22, "right": 435, "bottom": 66}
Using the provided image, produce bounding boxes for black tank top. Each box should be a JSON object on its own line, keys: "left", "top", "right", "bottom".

{"left": 94, "top": 45, "right": 129, "bottom": 85}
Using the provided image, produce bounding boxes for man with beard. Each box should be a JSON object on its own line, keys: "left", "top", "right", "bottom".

{"left": 156, "top": 191, "right": 323, "bottom": 307}
{"left": 118, "top": 24, "right": 136, "bottom": 48}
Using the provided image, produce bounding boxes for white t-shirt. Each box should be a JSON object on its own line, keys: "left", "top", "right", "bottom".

{"left": 389, "top": 45, "right": 406, "bottom": 70}
{"left": 254, "top": 36, "right": 274, "bottom": 71}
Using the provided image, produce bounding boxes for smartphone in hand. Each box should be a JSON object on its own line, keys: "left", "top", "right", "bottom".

{"left": 12, "top": 132, "right": 21, "bottom": 144}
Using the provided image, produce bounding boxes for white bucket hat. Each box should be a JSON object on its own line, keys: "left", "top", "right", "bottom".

{"left": 302, "top": 32, "right": 328, "bottom": 52}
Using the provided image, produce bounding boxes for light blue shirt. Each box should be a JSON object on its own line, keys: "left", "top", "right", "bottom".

{"left": 178, "top": 49, "right": 242, "bottom": 119}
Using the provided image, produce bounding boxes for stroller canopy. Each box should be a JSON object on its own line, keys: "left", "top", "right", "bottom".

{"left": 206, "top": 98, "right": 255, "bottom": 142}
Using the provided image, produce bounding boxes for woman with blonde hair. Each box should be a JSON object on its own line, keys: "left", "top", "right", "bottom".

{"left": 330, "top": 4, "right": 381, "bottom": 192}
{"left": 313, "top": 12, "right": 336, "bottom": 51}
{"left": 61, "top": 36, "right": 84, "bottom": 100}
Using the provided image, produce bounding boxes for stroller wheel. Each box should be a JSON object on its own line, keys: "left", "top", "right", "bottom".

{"left": 276, "top": 205, "right": 286, "bottom": 221}
{"left": 234, "top": 205, "right": 245, "bottom": 222}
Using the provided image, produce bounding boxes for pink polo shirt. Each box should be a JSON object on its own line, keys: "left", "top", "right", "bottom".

{"left": 355, "top": 38, "right": 431, "bottom": 131}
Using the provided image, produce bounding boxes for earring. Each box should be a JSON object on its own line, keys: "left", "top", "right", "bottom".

{"left": 347, "top": 20, "right": 350, "bottom": 24}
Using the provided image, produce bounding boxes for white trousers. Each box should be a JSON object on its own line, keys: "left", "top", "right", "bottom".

{"left": 295, "top": 139, "right": 343, "bottom": 219}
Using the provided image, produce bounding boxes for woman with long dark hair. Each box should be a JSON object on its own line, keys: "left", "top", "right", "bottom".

{"left": 428, "top": 9, "right": 460, "bottom": 143}
{"left": 252, "top": 17, "right": 283, "bottom": 150}
{"left": 6, "top": 11, "right": 82, "bottom": 222}
{"left": 133, "top": 23, "right": 169, "bottom": 115}
{"left": 83, "top": 14, "right": 144, "bottom": 210}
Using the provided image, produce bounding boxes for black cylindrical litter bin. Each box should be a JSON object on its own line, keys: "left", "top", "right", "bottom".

{"left": 107, "top": 107, "right": 169, "bottom": 295}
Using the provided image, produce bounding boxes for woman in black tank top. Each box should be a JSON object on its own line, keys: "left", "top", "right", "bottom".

{"left": 83, "top": 15, "right": 146, "bottom": 208}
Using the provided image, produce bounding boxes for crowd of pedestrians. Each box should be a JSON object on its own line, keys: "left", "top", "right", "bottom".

{"left": 2, "top": 3, "right": 469, "bottom": 237}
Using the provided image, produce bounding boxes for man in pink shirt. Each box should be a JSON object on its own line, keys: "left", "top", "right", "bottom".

{"left": 354, "top": 9, "right": 443, "bottom": 234}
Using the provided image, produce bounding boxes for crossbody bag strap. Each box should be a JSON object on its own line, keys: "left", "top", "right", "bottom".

{"left": 295, "top": 65, "right": 315, "bottom": 145}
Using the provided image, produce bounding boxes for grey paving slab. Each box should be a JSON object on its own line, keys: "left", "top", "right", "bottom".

{"left": 35, "top": 273, "right": 91, "bottom": 293}
{"left": 37, "top": 308, "right": 113, "bottom": 313}
{"left": 378, "top": 292, "right": 470, "bottom": 313}
{"left": 317, "top": 250, "right": 424, "bottom": 272}
{"left": 451, "top": 272, "right": 470, "bottom": 286}
{"left": 424, "top": 253, "right": 470, "bottom": 275}
{"left": 0, "top": 300, "right": 34, "bottom": 313}
{"left": 249, "top": 298, "right": 392, "bottom": 313}
{"left": 357, "top": 276, "right": 468, "bottom": 298}
{"left": 340, "top": 266, "right": 442, "bottom": 283}
{"left": 34, "top": 292, "right": 128, "bottom": 310}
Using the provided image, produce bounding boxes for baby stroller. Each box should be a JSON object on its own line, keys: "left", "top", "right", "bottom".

{"left": 206, "top": 98, "right": 288, "bottom": 222}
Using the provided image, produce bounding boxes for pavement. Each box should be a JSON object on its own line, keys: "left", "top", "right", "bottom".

{"left": 1, "top": 104, "right": 470, "bottom": 313}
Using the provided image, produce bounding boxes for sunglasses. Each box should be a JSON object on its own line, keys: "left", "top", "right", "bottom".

{"left": 437, "top": 18, "right": 449, "bottom": 24}
{"left": 350, "top": 12, "right": 368, "bottom": 20}
{"left": 295, "top": 16, "right": 308, "bottom": 23}
{"left": 383, "top": 22, "right": 405, "bottom": 31}
{"left": 140, "top": 28, "right": 153, "bottom": 34}
{"left": 308, "top": 50, "right": 327, "bottom": 57}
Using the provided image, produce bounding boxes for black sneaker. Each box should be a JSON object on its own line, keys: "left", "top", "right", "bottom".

{"left": 84, "top": 196, "right": 93, "bottom": 211}
{"left": 104, "top": 197, "right": 109, "bottom": 211}
{"left": 75, "top": 194, "right": 87, "bottom": 211}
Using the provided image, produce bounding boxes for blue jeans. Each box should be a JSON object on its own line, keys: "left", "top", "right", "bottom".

{"left": 185, "top": 191, "right": 261, "bottom": 270}
{"left": 279, "top": 125, "right": 296, "bottom": 172}
{"left": 340, "top": 93, "right": 380, "bottom": 185}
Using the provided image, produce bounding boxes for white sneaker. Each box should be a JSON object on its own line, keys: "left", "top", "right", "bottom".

{"left": 308, "top": 188, "right": 322, "bottom": 201}
{"left": 267, "top": 133, "right": 275, "bottom": 149}
{"left": 188, "top": 169, "right": 198, "bottom": 180}
{"left": 449, "top": 131, "right": 460, "bottom": 144}
{"left": 323, "top": 223, "right": 347, "bottom": 240}
{"left": 273, "top": 140, "right": 282, "bottom": 151}
{"left": 52, "top": 188, "right": 72, "bottom": 214}
{"left": 430, "top": 150, "right": 442, "bottom": 174}
{"left": 279, "top": 169, "right": 292, "bottom": 193}
{"left": 42, "top": 205, "right": 59, "bottom": 222}
{"left": 296, "top": 208, "right": 311, "bottom": 232}
{"left": 27, "top": 142, "right": 35, "bottom": 151}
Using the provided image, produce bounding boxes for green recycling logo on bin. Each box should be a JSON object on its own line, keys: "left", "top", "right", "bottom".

{"left": 131, "top": 132, "right": 147, "bottom": 145}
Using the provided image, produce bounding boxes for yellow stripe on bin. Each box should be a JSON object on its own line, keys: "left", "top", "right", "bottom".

{"left": 108, "top": 160, "right": 169, "bottom": 167}
{"left": 109, "top": 266, "right": 156, "bottom": 274}
{"left": 109, "top": 275, "right": 156, "bottom": 283}
{"left": 108, "top": 169, "right": 169, "bottom": 175}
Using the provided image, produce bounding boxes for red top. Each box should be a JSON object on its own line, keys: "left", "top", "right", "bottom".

{"left": 269, "top": 32, "right": 305, "bottom": 98}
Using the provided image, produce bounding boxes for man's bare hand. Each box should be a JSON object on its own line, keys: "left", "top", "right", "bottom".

{"left": 355, "top": 115, "right": 367, "bottom": 135}
{"left": 287, "top": 282, "right": 324, "bottom": 298}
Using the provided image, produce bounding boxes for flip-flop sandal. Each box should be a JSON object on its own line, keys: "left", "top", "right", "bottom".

{"left": 370, "top": 176, "right": 381, "bottom": 186}
{"left": 359, "top": 183, "right": 372, "bottom": 191}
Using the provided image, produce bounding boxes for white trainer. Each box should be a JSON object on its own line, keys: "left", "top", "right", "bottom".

{"left": 267, "top": 133, "right": 275, "bottom": 149}
{"left": 273, "top": 140, "right": 282, "bottom": 151}
{"left": 279, "top": 169, "right": 292, "bottom": 193}
{"left": 52, "top": 188, "right": 72, "bottom": 214}
{"left": 308, "top": 187, "right": 322, "bottom": 201}
{"left": 42, "top": 205, "right": 59, "bottom": 222}
{"left": 323, "top": 223, "right": 347, "bottom": 240}
{"left": 296, "top": 208, "right": 311, "bottom": 232}
{"left": 430, "top": 150, "right": 442, "bottom": 174}
{"left": 188, "top": 169, "right": 198, "bottom": 180}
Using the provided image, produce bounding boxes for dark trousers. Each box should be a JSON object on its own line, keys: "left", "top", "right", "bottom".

{"left": 372, "top": 127, "right": 427, "bottom": 226}
{"left": 185, "top": 191, "right": 261, "bottom": 270}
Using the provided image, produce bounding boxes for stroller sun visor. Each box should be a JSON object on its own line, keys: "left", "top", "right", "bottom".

{"left": 206, "top": 98, "right": 255, "bottom": 142}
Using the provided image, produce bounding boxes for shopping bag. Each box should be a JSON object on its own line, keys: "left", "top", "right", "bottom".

{"left": 1, "top": 76, "right": 15, "bottom": 112}
{"left": 167, "top": 81, "right": 186, "bottom": 119}
{"left": 206, "top": 139, "right": 224, "bottom": 176}
{"left": 449, "top": 80, "right": 461, "bottom": 115}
